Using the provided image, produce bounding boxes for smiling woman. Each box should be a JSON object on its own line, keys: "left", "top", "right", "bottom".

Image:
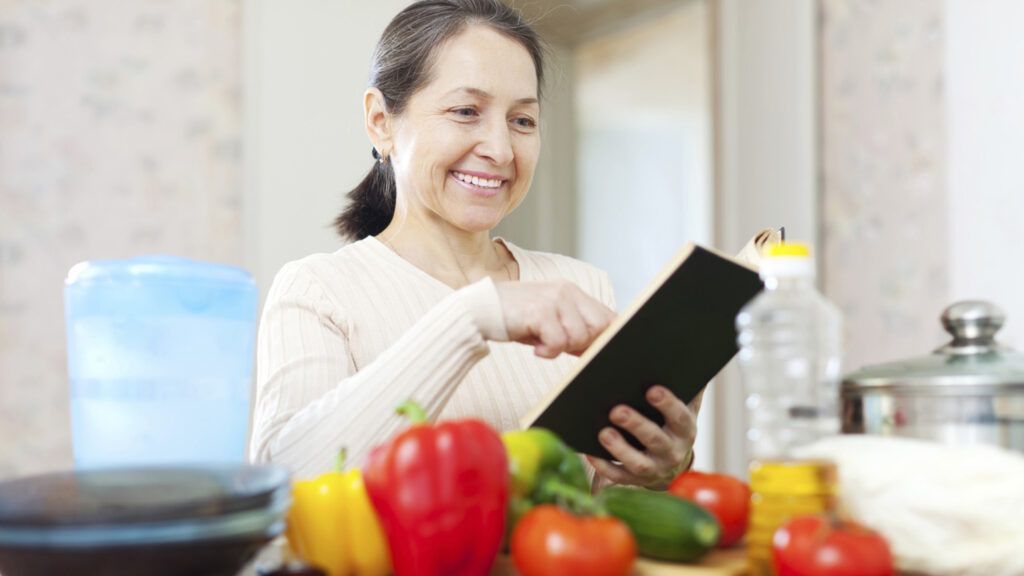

{"left": 248, "top": 0, "right": 702, "bottom": 491}
{"left": 367, "top": 25, "right": 542, "bottom": 246}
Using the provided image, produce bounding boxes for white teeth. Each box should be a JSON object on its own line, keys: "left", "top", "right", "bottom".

{"left": 453, "top": 171, "right": 503, "bottom": 189}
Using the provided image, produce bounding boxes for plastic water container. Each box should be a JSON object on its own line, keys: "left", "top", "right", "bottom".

{"left": 64, "top": 256, "right": 258, "bottom": 469}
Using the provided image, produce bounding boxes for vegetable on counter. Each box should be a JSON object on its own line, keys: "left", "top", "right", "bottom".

{"left": 286, "top": 450, "right": 391, "bottom": 576}
{"left": 501, "top": 427, "right": 591, "bottom": 538}
{"left": 772, "top": 514, "right": 894, "bottom": 576}
{"left": 598, "top": 485, "right": 720, "bottom": 563}
{"left": 511, "top": 504, "right": 636, "bottom": 576}
{"left": 668, "top": 470, "right": 751, "bottom": 548}
{"left": 364, "top": 400, "right": 509, "bottom": 576}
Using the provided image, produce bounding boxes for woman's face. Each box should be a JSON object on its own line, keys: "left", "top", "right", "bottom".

{"left": 387, "top": 25, "right": 541, "bottom": 233}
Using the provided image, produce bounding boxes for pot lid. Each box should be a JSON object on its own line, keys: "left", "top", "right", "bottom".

{"left": 0, "top": 465, "right": 290, "bottom": 548}
{"left": 0, "top": 465, "right": 288, "bottom": 527}
{"left": 843, "top": 301, "right": 1024, "bottom": 392}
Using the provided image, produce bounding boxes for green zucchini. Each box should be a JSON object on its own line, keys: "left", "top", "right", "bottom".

{"left": 598, "top": 486, "right": 720, "bottom": 562}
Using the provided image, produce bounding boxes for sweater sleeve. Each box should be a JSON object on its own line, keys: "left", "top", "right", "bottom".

{"left": 249, "top": 262, "right": 505, "bottom": 477}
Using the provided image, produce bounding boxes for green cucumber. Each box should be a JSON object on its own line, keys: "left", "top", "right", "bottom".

{"left": 598, "top": 486, "right": 720, "bottom": 562}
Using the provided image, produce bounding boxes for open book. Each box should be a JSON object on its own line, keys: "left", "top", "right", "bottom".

{"left": 520, "top": 243, "right": 765, "bottom": 459}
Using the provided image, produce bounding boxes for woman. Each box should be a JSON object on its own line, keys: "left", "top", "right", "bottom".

{"left": 249, "top": 0, "right": 764, "bottom": 490}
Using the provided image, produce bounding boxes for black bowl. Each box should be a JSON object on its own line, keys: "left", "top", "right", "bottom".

{"left": 0, "top": 533, "right": 275, "bottom": 576}
{"left": 0, "top": 465, "right": 290, "bottom": 576}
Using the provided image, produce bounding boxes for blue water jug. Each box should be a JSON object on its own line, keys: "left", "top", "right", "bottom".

{"left": 64, "top": 256, "right": 258, "bottom": 468}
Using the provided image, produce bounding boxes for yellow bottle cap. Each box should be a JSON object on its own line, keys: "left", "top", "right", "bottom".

{"left": 765, "top": 243, "right": 811, "bottom": 258}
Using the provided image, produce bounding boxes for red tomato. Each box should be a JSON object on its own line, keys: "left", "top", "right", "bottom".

{"left": 772, "top": 515, "right": 894, "bottom": 576}
{"left": 511, "top": 505, "right": 636, "bottom": 576}
{"left": 668, "top": 470, "right": 750, "bottom": 547}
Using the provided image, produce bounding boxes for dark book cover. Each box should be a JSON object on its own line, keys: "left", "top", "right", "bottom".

{"left": 521, "top": 244, "right": 764, "bottom": 459}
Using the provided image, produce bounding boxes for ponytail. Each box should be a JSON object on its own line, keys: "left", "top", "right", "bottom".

{"left": 334, "top": 159, "right": 396, "bottom": 241}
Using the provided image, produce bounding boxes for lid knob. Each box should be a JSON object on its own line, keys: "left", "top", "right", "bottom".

{"left": 938, "top": 300, "right": 1005, "bottom": 354}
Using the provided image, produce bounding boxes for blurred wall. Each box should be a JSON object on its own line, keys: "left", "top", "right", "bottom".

{"left": 0, "top": 1, "right": 242, "bottom": 478}
{"left": 576, "top": 1, "right": 713, "bottom": 308}
{"left": 243, "top": 0, "right": 412, "bottom": 292}
{"left": 820, "top": 0, "right": 950, "bottom": 370}
{"left": 821, "top": 0, "right": 1024, "bottom": 372}
{"left": 944, "top": 0, "right": 1024, "bottom": 352}
{"left": 715, "top": 0, "right": 819, "bottom": 253}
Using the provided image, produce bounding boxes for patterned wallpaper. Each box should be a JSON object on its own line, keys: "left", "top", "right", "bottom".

{"left": 820, "top": 0, "right": 950, "bottom": 371}
{"left": 0, "top": 1, "right": 242, "bottom": 479}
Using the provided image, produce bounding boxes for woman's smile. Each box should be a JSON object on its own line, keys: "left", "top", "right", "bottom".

{"left": 449, "top": 169, "right": 508, "bottom": 198}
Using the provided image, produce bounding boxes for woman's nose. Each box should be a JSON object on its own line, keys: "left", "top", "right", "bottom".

{"left": 476, "top": 119, "right": 514, "bottom": 166}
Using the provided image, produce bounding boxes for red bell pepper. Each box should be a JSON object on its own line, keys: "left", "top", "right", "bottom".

{"left": 363, "top": 400, "right": 509, "bottom": 576}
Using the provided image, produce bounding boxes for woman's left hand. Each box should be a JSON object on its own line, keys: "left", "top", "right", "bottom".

{"left": 587, "top": 385, "right": 699, "bottom": 491}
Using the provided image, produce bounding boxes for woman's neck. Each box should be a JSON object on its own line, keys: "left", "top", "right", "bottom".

{"left": 376, "top": 211, "right": 515, "bottom": 288}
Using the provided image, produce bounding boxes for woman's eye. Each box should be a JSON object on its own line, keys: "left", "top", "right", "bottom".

{"left": 451, "top": 107, "right": 478, "bottom": 118}
{"left": 513, "top": 117, "right": 537, "bottom": 129}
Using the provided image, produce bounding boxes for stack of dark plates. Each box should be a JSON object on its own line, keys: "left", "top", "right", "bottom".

{"left": 0, "top": 465, "right": 290, "bottom": 576}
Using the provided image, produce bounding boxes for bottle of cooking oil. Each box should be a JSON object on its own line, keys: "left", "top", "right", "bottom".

{"left": 735, "top": 243, "right": 842, "bottom": 576}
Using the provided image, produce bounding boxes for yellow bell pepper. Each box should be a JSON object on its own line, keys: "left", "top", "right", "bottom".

{"left": 286, "top": 450, "right": 391, "bottom": 576}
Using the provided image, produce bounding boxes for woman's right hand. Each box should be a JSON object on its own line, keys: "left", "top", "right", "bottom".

{"left": 494, "top": 280, "right": 617, "bottom": 358}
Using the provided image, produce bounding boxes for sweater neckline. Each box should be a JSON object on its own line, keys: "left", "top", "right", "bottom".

{"left": 364, "top": 235, "right": 528, "bottom": 292}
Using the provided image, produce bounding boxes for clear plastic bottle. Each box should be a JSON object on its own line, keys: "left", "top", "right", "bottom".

{"left": 735, "top": 243, "right": 843, "bottom": 576}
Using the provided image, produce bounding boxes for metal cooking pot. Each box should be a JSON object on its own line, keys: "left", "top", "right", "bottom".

{"left": 841, "top": 300, "right": 1024, "bottom": 454}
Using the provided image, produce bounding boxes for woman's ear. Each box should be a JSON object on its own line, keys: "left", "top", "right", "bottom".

{"left": 364, "top": 88, "right": 393, "bottom": 158}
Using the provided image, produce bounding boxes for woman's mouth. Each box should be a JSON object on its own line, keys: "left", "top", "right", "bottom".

{"left": 450, "top": 170, "right": 506, "bottom": 197}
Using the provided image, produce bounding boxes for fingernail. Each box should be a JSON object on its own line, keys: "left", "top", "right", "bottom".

{"left": 601, "top": 429, "right": 617, "bottom": 444}
{"left": 613, "top": 408, "right": 629, "bottom": 424}
{"left": 649, "top": 387, "right": 664, "bottom": 402}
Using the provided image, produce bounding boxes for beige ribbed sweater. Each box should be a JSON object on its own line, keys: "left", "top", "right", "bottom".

{"left": 249, "top": 236, "right": 615, "bottom": 477}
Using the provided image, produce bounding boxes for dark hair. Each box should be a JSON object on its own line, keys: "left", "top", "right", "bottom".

{"left": 334, "top": 0, "right": 547, "bottom": 241}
